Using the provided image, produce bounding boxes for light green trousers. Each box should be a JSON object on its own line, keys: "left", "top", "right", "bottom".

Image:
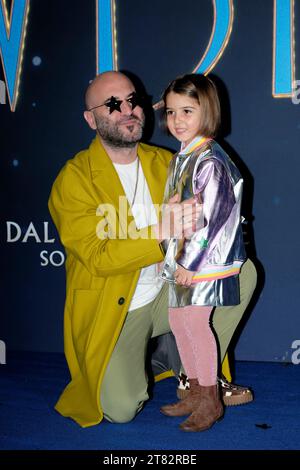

{"left": 101, "top": 258, "right": 257, "bottom": 423}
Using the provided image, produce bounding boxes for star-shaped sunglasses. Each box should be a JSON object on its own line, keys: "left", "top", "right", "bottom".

{"left": 88, "top": 92, "right": 143, "bottom": 114}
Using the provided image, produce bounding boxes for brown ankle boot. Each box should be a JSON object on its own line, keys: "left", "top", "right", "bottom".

{"left": 179, "top": 383, "right": 224, "bottom": 432}
{"left": 160, "top": 379, "right": 201, "bottom": 417}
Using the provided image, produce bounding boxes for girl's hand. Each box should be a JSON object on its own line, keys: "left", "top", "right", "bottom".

{"left": 174, "top": 265, "right": 195, "bottom": 287}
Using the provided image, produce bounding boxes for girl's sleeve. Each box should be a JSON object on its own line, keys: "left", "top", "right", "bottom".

{"left": 176, "top": 158, "right": 236, "bottom": 272}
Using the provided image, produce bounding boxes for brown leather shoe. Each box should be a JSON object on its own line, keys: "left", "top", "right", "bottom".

{"left": 160, "top": 379, "right": 200, "bottom": 417}
{"left": 177, "top": 373, "right": 253, "bottom": 406}
{"left": 179, "top": 384, "right": 224, "bottom": 432}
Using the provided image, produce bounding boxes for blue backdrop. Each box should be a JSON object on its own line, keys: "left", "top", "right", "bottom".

{"left": 1, "top": 0, "right": 299, "bottom": 362}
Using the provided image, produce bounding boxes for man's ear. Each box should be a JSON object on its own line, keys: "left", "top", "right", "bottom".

{"left": 84, "top": 110, "right": 97, "bottom": 130}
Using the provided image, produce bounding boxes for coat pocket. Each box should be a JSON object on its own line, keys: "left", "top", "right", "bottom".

{"left": 71, "top": 289, "right": 103, "bottom": 363}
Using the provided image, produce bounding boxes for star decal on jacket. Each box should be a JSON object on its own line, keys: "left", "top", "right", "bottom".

{"left": 198, "top": 237, "right": 209, "bottom": 249}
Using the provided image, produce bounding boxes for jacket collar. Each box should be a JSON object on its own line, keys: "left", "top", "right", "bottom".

{"left": 88, "top": 135, "right": 163, "bottom": 208}
{"left": 179, "top": 135, "right": 212, "bottom": 155}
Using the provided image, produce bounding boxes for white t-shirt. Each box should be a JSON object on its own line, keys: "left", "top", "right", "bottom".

{"left": 113, "top": 158, "right": 163, "bottom": 311}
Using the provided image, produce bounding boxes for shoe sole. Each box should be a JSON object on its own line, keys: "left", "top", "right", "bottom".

{"left": 180, "top": 413, "right": 224, "bottom": 432}
{"left": 177, "top": 388, "right": 254, "bottom": 406}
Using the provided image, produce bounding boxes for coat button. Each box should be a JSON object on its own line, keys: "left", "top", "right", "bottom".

{"left": 118, "top": 297, "right": 125, "bottom": 305}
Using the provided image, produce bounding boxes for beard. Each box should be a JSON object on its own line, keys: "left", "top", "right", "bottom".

{"left": 95, "top": 113, "right": 145, "bottom": 148}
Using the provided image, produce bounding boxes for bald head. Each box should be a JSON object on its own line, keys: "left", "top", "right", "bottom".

{"left": 85, "top": 72, "right": 135, "bottom": 110}
{"left": 83, "top": 71, "right": 145, "bottom": 150}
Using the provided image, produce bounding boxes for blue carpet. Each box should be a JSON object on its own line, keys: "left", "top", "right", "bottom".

{"left": 0, "top": 352, "right": 299, "bottom": 450}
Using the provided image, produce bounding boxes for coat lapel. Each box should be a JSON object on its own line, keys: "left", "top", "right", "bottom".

{"left": 89, "top": 136, "right": 127, "bottom": 210}
{"left": 88, "top": 136, "right": 169, "bottom": 232}
{"left": 138, "top": 143, "right": 167, "bottom": 209}
{"left": 89, "top": 137, "right": 167, "bottom": 207}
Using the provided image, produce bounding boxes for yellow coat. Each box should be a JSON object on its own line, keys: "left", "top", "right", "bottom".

{"left": 48, "top": 136, "right": 172, "bottom": 427}
{"left": 49, "top": 136, "right": 232, "bottom": 427}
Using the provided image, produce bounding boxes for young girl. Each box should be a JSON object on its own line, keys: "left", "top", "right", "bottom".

{"left": 159, "top": 74, "right": 246, "bottom": 432}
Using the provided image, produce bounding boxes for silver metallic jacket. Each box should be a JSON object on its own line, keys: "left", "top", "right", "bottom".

{"left": 160, "top": 140, "right": 246, "bottom": 307}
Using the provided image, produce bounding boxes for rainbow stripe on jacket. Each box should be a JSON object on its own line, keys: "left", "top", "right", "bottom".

{"left": 191, "top": 261, "right": 243, "bottom": 283}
